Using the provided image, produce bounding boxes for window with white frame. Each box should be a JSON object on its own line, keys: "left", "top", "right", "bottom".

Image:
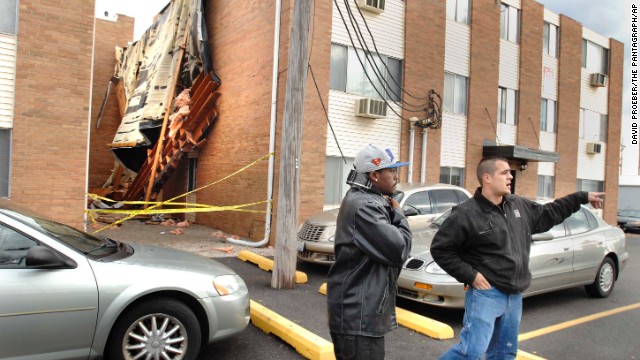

{"left": 540, "top": 98, "right": 556, "bottom": 133}
{"left": 582, "top": 39, "right": 609, "bottom": 74}
{"left": 498, "top": 87, "right": 518, "bottom": 125}
{"left": 324, "top": 156, "right": 355, "bottom": 208}
{"left": 0, "top": 128, "right": 10, "bottom": 197}
{"left": 500, "top": 3, "right": 519, "bottom": 43}
{"left": 543, "top": 22, "right": 558, "bottom": 58}
{"left": 579, "top": 108, "right": 607, "bottom": 142}
{"left": 446, "top": 0, "right": 470, "bottom": 24}
{"left": 577, "top": 179, "right": 604, "bottom": 192}
{"left": 330, "top": 43, "right": 403, "bottom": 101}
{"left": 0, "top": 0, "right": 17, "bottom": 35}
{"left": 443, "top": 72, "right": 468, "bottom": 115}
{"left": 537, "top": 175, "right": 554, "bottom": 198}
{"left": 440, "top": 167, "right": 465, "bottom": 187}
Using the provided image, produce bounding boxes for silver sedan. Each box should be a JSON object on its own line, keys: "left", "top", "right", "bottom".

{"left": 0, "top": 199, "right": 249, "bottom": 360}
{"left": 398, "top": 201, "right": 629, "bottom": 308}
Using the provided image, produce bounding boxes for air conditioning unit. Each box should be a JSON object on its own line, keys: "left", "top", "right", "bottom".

{"left": 356, "top": 0, "right": 385, "bottom": 13}
{"left": 586, "top": 142, "right": 602, "bottom": 154}
{"left": 590, "top": 73, "right": 608, "bottom": 87}
{"left": 355, "top": 98, "right": 387, "bottom": 118}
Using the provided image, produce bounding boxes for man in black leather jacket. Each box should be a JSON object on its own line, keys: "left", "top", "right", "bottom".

{"left": 327, "top": 144, "right": 412, "bottom": 360}
{"left": 431, "top": 157, "right": 605, "bottom": 360}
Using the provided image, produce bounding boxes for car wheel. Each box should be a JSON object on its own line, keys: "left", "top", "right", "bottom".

{"left": 585, "top": 257, "right": 616, "bottom": 298}
{"left": 106, "top": 298, "right": 201, "bottom": 360}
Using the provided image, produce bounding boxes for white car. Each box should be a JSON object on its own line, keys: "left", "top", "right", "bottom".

{"left": 297, "top": 183, "right": 472, "bottom": 265}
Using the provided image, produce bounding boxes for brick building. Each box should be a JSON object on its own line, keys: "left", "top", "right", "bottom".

{"left": 0, "top": 0, "right": 623, "bottom": 241}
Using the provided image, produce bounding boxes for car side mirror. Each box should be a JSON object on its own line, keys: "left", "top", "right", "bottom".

{"left": 25, "top": 246, "right": 76, "bottom": 269}
{"left": 532, "top": 232, "right": 554, "bottom": 241}
{"left": 403, "top": 207, "right": 419, "bottom": 217}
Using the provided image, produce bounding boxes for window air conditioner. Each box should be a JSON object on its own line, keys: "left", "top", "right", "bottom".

{"left": 586, "top": 142, "right": 602, "bottom": 154}
{"left": 590, "top": 73, "right": 608, "bottom": 87}
{"left": 356, "top": 0, "right": 385, "bottom": 13}
{"left": 355, "top": 98, "right": 387, "bottom": 119}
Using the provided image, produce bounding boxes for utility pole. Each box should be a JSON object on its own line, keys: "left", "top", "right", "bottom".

{"left": 271, "top": 0, "right": 312, "bottom": 289}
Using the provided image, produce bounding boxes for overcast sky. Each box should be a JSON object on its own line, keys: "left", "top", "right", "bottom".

{"left": 94, "top": 0, "right": 638, "bottom": 175}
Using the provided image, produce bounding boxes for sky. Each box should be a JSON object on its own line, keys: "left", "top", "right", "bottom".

{"left": 93, "top": 0, "right": 638, "bottom": 175}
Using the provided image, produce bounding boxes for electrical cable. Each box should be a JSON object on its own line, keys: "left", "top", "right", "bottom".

{"left": 309, "top": 63, "right": 348, "bottom": 164}
{"left": 527, "top": 116, "right": 541, "bottom": 149}
{"left": 485, "top": 107, "right": 501, "bottom": 145}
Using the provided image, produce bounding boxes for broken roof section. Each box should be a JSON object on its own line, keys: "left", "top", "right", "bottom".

{"left": 110, "top": 0, "right": 214, "bottom": 173}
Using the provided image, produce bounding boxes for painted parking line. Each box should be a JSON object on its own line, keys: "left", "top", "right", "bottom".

{"left": 518, "top": 302, "right": 640, "bottom": 342}
{"left": 319, "top": 283, "right": 454, "bottom": 340}
{"left": 250, "top": 300, "right": 335, "bottom": 360}
{"left": 237, "top": 250, "right": 308, "bottom": 283}
{"left": 516, "top": 350, "right": 546, "bottom": 360}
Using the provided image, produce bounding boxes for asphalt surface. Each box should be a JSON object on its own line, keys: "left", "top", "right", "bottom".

{"left": 198, "top": 235, "right": 640, "bottom": 359}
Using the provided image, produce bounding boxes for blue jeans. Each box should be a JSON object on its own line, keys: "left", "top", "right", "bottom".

{"left": 439, "top": 287, "right": 522, "bottom": 360}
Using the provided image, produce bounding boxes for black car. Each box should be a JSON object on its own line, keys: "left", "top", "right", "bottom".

{"left": 617, "top": 209, "right": 640, "bottom": 232}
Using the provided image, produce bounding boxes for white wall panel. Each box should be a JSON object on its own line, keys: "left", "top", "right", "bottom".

{"left": 583, "top": 27, "right": 609, "bottom": 49}
{"left": 497, "top": 123, "right": 517, "bottom": 145}
{"left": 538, "top": 131, "right": 556, "bottom": 176}
{"left": 543, "top": 9, "right": 559, "bottom": 25}
{"left": 576, "top": 139, "right": 606, "bottom": 181}
{"left": 541, "top": 56, "right": 558, "bottom": 100}
{"left": 538, "top": 161, "right": 555, "bottom": 176}
{"left": 502, "top": 0, "right": 521, "bottom": 8}
{"left": 444, "top": 20, "right": 470, "bottom": 76}
{"left": 0, "top": 34, "right": 16, "bottom": 129}
{"left": 499, "top": 40, "right": 519, "bottom": 90}
{"left": 326, "top": 90, "right": 402, "bottom": 158}
{"left": 440, "top": 113, "right": 467, "bottom": 167}
{"left": 331, "top": 0, "right": 405, "bottom": 59}
{"left": 580, "top": 68, "right": 608, "bottom": 114}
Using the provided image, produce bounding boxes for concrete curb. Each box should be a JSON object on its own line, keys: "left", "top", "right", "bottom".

{"left": 238, "top": 250, "right": 308, "bottom": 283}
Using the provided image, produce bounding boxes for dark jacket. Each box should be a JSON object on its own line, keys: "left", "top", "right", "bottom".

{"left": 430, "top": 188, "right": 588, "bottom": 294}
{"left": 327, "top": 186, "right": 412, "bottom": 337}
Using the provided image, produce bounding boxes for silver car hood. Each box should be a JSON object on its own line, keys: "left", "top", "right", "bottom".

{"left": 117, "top": 243, "right": 236, "bottom": 276}
{"left": 306, "top": 208, "right": 340, "bottom": 225}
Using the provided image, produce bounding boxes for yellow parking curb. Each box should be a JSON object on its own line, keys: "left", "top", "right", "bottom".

{"left": 250, "top": 300, "right": 335, "bottom": 360}
{"left": 395, "top": 307, "right": 454, "bottom": 339}
{"left": 237, "top": 250, "right": 308, "bottom": 284}
{"left": 516, "top": 350, "right": 546, "bottom": 360}
{"left": 319, "top": 283, "right": 454, "bottom": 340}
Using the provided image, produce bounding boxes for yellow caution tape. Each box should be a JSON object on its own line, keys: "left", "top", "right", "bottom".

{"left": 88, "top": 152, "right": 273, "bottom": 232}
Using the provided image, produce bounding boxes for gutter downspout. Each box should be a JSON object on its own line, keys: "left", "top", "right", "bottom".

{"left": 227, "top": 0, "right": 281, "bottom": 247}
{"left": 420, "top": 128, "right": 427, "bottom": 183}
{"left": 84, "top": 16, "right": 98, "bottom": 231}
{"left": 408, "top": 119, "right": 416, "bottom": 183}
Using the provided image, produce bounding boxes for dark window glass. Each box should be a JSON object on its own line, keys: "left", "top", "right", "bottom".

{"left": 0, "top": 223, "right": 38, "bottom": 268}
{"left": 403, "top": 191, "right": 432, "bottom": 215}
{"left": 565, "top": 209, "right": 591, "bottom": 235}
{"left": 430, "top": 189, "right": 460, "bottom": 213}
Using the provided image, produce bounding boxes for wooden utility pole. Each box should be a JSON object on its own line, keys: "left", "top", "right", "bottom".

{"left": 271, "top": 0, "right": 312, "bottom": 289}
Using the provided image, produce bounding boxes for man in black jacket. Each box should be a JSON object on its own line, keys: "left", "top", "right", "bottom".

{"left": 431, "top": 157, "right": 604, "bottom": 360}
{"left": 327, "top": 144, "right": 412, "bottom": 360}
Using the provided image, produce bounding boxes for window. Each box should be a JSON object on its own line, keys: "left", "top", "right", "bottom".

{"left": 187, "top": 157, "right": 197, "bottom": 192}
{"left": 403, "top": 191, "right": 432, "bottom": 215}
{"left": 0, "top": 0, "right": 18, "bottom": 35}
{"left": 0, "top": 224, "right": 38, "bottom": 268}
{"left": 324, "top": 156, "right": 355, "bottom": 207}
{"left": 565, "top": 209, "right": 593, "bottom": 235}
{"left": 443, "top": 72, "right": 468, "bottom": 115}
{"left": 329, "top": 43, "right": 403, "bottom": 101}
{"left": 582, "top": 39, "right": 609, "bottom": 74}
{"left": 440, "top": 167, "right": 465, "bottom": 187}
{"left": 537, "top": 175, "right": 555, "bottom": 198}
{"left": 500, "top": 3, "right": 519, "bottom": 43}
{"left": 579, "top": 108, "right": 607, "bottom": 142}
{"left": 543, "top": 22, "right": 558, "bottom": 58}
{"left": 540, "top": 98, "right": 556, "bottom": 133}
{"left": 0, "top": 129, "right": 9, "bottom": 197}
{"left": 430, "top": 190, "right": 461, "bottom": 213}
{"left": 498, "top": 87, "right": 518, "bottom": 125}
{"left": 446, "top": 0, "right": 470, "bottom": 24}
{"left": 577, "top": 179, "right": 604, "bottom": 192}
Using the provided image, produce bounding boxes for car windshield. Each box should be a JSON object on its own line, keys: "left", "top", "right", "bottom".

{"left": 619, "top": 209, "right": 640, "bottom": 218}
{"left": 3, "top": 209, "right": 120, "bottom": 258}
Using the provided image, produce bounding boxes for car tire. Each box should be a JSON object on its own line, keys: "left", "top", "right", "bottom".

{"left": 106, "top": 298, "right": 201, "bottom": 360}
{"left": 584, "top": 257, "right": 616, "bottom": 298}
